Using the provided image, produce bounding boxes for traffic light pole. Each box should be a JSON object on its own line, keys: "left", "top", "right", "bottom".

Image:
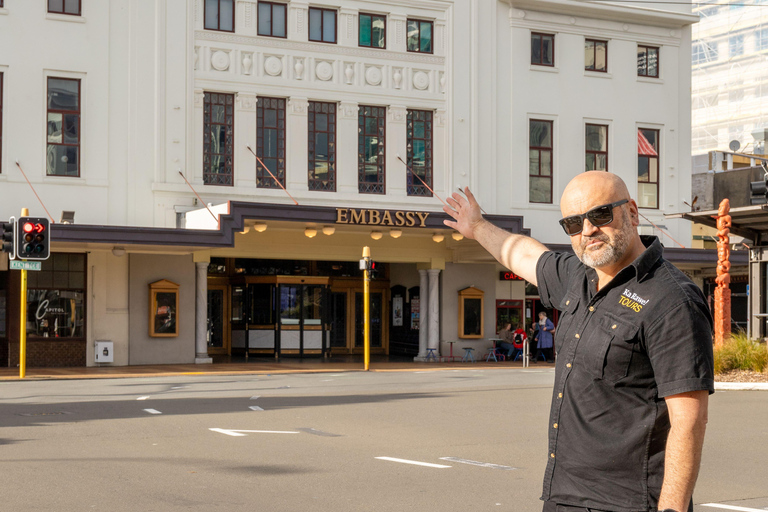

{"left": 19, "top": 267, "right": 27, "bottom": 379}
{"left": 362, "top": 246, "right": 371, "bottom": 371}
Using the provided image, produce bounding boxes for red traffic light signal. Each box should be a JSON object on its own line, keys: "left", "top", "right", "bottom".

{"left": 16, "top": 217, "right": 50, "bottom": 261}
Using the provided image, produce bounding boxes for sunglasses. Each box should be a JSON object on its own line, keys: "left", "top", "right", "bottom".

{"left": 558, "top": 199, "right": 628, "bottom": 236}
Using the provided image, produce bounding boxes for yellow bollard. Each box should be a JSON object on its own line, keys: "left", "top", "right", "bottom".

{"left": 19, "top": 268, "right": 27, "bottom": 379}
{"left": 362, "top": 246, "right": 371, "bottom": 371}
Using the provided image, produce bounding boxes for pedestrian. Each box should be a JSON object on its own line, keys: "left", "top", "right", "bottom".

{"left": 533, "top": 311, "right": 555, "bottom": 363}
{"left": 443, "top": 171, "right": 713, "bottom": 512}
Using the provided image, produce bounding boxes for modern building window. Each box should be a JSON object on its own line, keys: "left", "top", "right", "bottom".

{"left": 25, "top": 253, "right": 86, "bottom": 339}
{"left": 531, "top": 33, "right": 555, "bottom": 66}
{"left": 308, "top": 101, "right": 336, "bottom": 192}
{"left": 205, "top": 0, "right": 234, "bottom": 32}
{"left": 585, "top": 124, "right": 608, "bottom": 171}
{"left": 758, "top": 29, "right": 768, "bottom": 51}
{"left": 637, "top": 128, "right": 659, "bottom": 209}
{"left": 529, "top": 120, "right": 553, "bottom": 204}
{"left": 309, "top": 7, "right": 337, "bottom": 43}
{"left": 48, "top": 0, "right": 81, "bottom": 15}
{"left": 729, "top": 34, "right": 744, "bottom": 58}
{"left": 258, "top": 1, "right": 286, "bottom": 38}
{"left": 406, "top": 109, "right": 433, "bottom": 197}
{"left": 407, "top": 19, "right": 433, "bottom": 53}
{"left": 637, "top": 45, "right": 659, "bottom": 78}
{"left": 47, "top": 77, "right": 80, "bottom": 177}
{"left": 358, "top": 106, "right": 386, "bottom": 194}
{"left": 257, "top": 97, "right": 286, "bottom": 189}
{"left": 693, "top": 41, "right": 718, "bottom": 64}
{"left": 359, "top": 13, "right": 386, "bottom": 49}
{"left": 203, "top": 92, "right": 234, "bottom": 186}
{"left": 585, "top": 39, "right": 607, "bottom": 72}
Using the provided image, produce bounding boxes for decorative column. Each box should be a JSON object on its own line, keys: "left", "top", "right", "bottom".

{"left": 235, "top": 92, "right": 257, "bottom": 188}
{"left": 195, "top": 262, "right": 212, "bottom": 364}
{"left": 387, "top": 105, "right": 408, "bottom": 197}
{"left": 287, "top": 97, "right": 309, "bottom": 192}
{"left": 415, "top": 269, "right": 429, "bottom": 361}
{"left": 337, "top": 101, "right": 359, "bottom": 194}
{"left": 427, "top": 269, "right": 441, "bottom": 354}
{"left": 714, "top": 199, "right": 732, "bottom": 347}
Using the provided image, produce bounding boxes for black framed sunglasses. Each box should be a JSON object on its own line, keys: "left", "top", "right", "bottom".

{"left": 558, "top": 199, "right": 628, "bottom": 236}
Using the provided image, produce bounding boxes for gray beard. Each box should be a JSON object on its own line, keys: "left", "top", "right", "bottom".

{"left": 576, "top": 212, "right": 632, "bottom": 268}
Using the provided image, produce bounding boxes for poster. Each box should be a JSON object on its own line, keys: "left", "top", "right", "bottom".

{"left": 410, "top": 297, "right": 420, "bottom": 330}
{"left": 393, "top": 296, "right": 403, "bottom": 327}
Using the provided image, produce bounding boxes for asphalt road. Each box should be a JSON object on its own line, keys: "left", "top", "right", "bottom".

{"left": 1, "top": 369, "right": 767, "bottom": 512}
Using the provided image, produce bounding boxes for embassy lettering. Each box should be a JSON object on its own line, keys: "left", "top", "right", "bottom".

{"left": 336, "top": 209, "right": 430, "bottom": 227}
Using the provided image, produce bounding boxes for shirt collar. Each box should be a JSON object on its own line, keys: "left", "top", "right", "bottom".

{"left": 632, "top": 235, "right": 663, "bottom": 282}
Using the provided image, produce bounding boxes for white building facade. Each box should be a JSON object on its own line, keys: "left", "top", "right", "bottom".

{"left": 0, "top": 0, "right": 704, "bottom": 367}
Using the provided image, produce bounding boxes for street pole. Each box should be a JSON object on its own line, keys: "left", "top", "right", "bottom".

{"left": 19, "top": 207, "right": 29, "bottom": 379}
{"left": 362, "top": 246, "right": 371, "bottom": 371}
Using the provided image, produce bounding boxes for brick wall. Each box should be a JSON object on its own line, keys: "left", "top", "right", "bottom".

{"left": 8, "top": 340, "right": 86, "bottom": 367}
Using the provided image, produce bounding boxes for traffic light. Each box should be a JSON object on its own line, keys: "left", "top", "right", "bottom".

{"left": 367, "top": 260, "right": 380, "bottom": 279}
{"left": 750, "top": 175, "right": 768, "bottom": 205}
{"left": 16, "top": 217, "right": 50, "bottom": 261}
{"left": 1, "top": 216, "right": 16, "bottom": 260}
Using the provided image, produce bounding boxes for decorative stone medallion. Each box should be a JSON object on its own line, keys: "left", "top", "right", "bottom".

{"left": 365, "top": 66, "right": 383, "bottom": 86}
{"left": 316, "top": 61, "right": 333, "bottom": 81}
{"left": 264, "top": 56, "right": 283, "bottom": 76}
{"left": 413, "top": 71, "right": 429, "bottom": 90}
{"left": 211, "top": 50, "right": 230, "bottom": 71}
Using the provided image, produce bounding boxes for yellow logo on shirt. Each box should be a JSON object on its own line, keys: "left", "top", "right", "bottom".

{"left": 618, "top": 289, "right": 649, "bottom": 313}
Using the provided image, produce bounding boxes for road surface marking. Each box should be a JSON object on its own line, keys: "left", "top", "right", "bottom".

{"left": 439, "top": 457, "right": 517, "bottom": 470}
{"left": 209, "top": 428, "right": 299, "bottom": 437}
{"left": 375, "top": 457, "right": 451, "bottom": 468}
{"left": 297, "top": 428, "right": 342, "bottom": 437}
{"left": 702, "top": 504, "right": 768, "bottom": 512}
{"left": 249, "top": 406, "right": 264, "bottom": 411}
{"left": 171, "top": 386, "right": 185, "bottom": 390}
{"left": 143, "top": 409, "right": 162, "bottom": 415}
{"left": 137, "top": 396, "right": 150, "bottom": 400}
{"left": 250, "top": 396, "right": 260, "bottom": 400}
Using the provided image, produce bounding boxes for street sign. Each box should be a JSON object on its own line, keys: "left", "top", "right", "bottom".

{"left": 10, "top": 260, "right": 41, "bottom": 271}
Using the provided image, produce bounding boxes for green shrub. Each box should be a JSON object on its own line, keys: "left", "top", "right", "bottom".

{"left": 714, "top": 332, "right": 768, "bottom": 374}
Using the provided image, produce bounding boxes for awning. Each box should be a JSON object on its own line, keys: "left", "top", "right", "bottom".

{"left": 638, "top": 129, "right": 658, "bottom": 157}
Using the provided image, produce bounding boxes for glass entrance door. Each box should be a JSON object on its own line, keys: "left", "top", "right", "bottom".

{"left": 354, "top": 292, "right": 382, "bottom": 348}
{"left": 207, "top": 285, "right": 228, "bottom": 355}
{"left": 330, "top": 292, "right": 347, "bottom": 348}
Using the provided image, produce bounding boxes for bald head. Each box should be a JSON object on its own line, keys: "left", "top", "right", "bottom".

{"left": 561, "top": 172, "right": 631, "bottom": 218}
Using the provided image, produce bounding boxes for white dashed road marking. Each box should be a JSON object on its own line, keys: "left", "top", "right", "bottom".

{"left": 375, "top": 457, "right": 451, "bottom": 468}
{"left": 702, "top": 504, "right": 768, "bottom": 512}
{"left": 249, "top": 406, "right": 264, "bottom": 411}
{"left": 250, "top": 396, "right": 260, "bottom": 400}
{"left": 209, "top": 428, "right": 299, "bottom": 437}
{"left": 439, "top": 457, "right": 517, "bottom": 470}
{"left": 143, "top": 409, "right": 162, "bottom": 415}
{"left": 136, "top": 396, "right": 150, "bottom": 401}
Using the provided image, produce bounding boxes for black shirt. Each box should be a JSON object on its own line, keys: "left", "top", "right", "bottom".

{"left": 536, "top": 236, "right": 714, "bottom": 512}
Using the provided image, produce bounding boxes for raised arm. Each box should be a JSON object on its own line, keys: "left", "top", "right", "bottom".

{"left": 443, "top": 187, "right": 548, "bottom": 286}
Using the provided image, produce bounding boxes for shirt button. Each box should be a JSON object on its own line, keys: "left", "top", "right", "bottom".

{"left": 558, "top": 393, "right": 563, "bottom": 398}
{"left": 566, "top": 300, "right": 570, "bottom": 306}
{"left": 574, "top": 333, "right": 580, "bottom": 339}
{"left": 566, "top": 363, "right": 572, "bottom": 368}
{"left": 589, "top": 306, "right": 595, "bottom": 312}
{"left": 553, "top": 423, "right": 558, "bottom": 429}
{"left": 550, "top": 453, "right": 555, "bottom": 458}
{"left": 612, "top": 324, "right": 617, "bottom": 329}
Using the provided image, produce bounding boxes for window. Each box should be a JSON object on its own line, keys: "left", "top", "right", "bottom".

{"left": 637, "top": 45, "right": 659, "bottom": 77}
{"left": 407, "top": 19, "right": 433, "bottom": 53}
{"left": 309, "top": 7, "right": 337, "bottom": 43}
{"left": 149, "top": 280, "right": 180, "bottom": 338}
{"left": 758, "top": 29, "right": 768, "bottom": 51}
{"left": 585, "top": 124, "right": 608, "bottom": 171}
{"left": 205, "top": 0, "right": 234, "bottom": 32}
{"left": 257, "top": 97, "right": 286, "bottom": 189}
{"left": 46, "top": 77, "right": 80, "bottom": 177}
{"left": 531, "top": 33, "right": 555, "bottom": 66}
{"left": 358, "top": 106, "right": 386, "bottom": 194}
{"left": 308, "top": 101, "right": 336, "bottom": 192}
{"left": 693, "top": 41, "right": 718, "bottom": 64}
{"left": 48, "top": 0, "right": 81, "bottom": 15}
{"left": 585, "top": 39, "right": 607, "bottom": 72}
{"left": 258, "top": 1, "right": 286, "bottom": 38}
{"left": 637, "top": 128, "right": 659, "bottom": 209}
{"left": 359, "top": 13, "right": 386, "bottom": 49}
{"left": 529, "top": 120, "right": 553, "bottom": 204}
{"left": 25, "top": 253, "right": 86, "bottom": 339}
{"left": 203, "top": 92, "right": 234, "bottom": 186}
{"left": 406, "top": 109, "right": 433, "bottom": 197}
{"left": 729, "top": 34, "right": 744, "bottom": 58}
{"left": 458, "top": 287, "right": 484, "bottom": 339}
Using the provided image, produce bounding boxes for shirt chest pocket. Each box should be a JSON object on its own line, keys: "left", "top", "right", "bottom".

{"left": 587, "top": 313, "right": 640, "bottom": 384}
{"left": 555, "top": 292, "right": 580, "bottom": 350}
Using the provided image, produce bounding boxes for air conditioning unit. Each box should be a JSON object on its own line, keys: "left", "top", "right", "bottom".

{"left": 95, "top": 341, "right": 114, "bottom": 363}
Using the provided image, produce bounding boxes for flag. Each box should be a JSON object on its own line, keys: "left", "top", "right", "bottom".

{"left": 638, "top": 130, "right": 658, "bottom": 157}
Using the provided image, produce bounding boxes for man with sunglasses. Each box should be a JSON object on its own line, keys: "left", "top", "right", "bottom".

{"left": 444, "top": 171, "right": 713, "bottom": 512}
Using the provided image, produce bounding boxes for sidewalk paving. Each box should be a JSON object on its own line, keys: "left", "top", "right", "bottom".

{"left": 0, "top": 357, "right": 554, "bottom": 381}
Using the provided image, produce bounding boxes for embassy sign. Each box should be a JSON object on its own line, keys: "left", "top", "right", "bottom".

{"left": 336, "top": 208, "right": 431, "bottom": 227}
